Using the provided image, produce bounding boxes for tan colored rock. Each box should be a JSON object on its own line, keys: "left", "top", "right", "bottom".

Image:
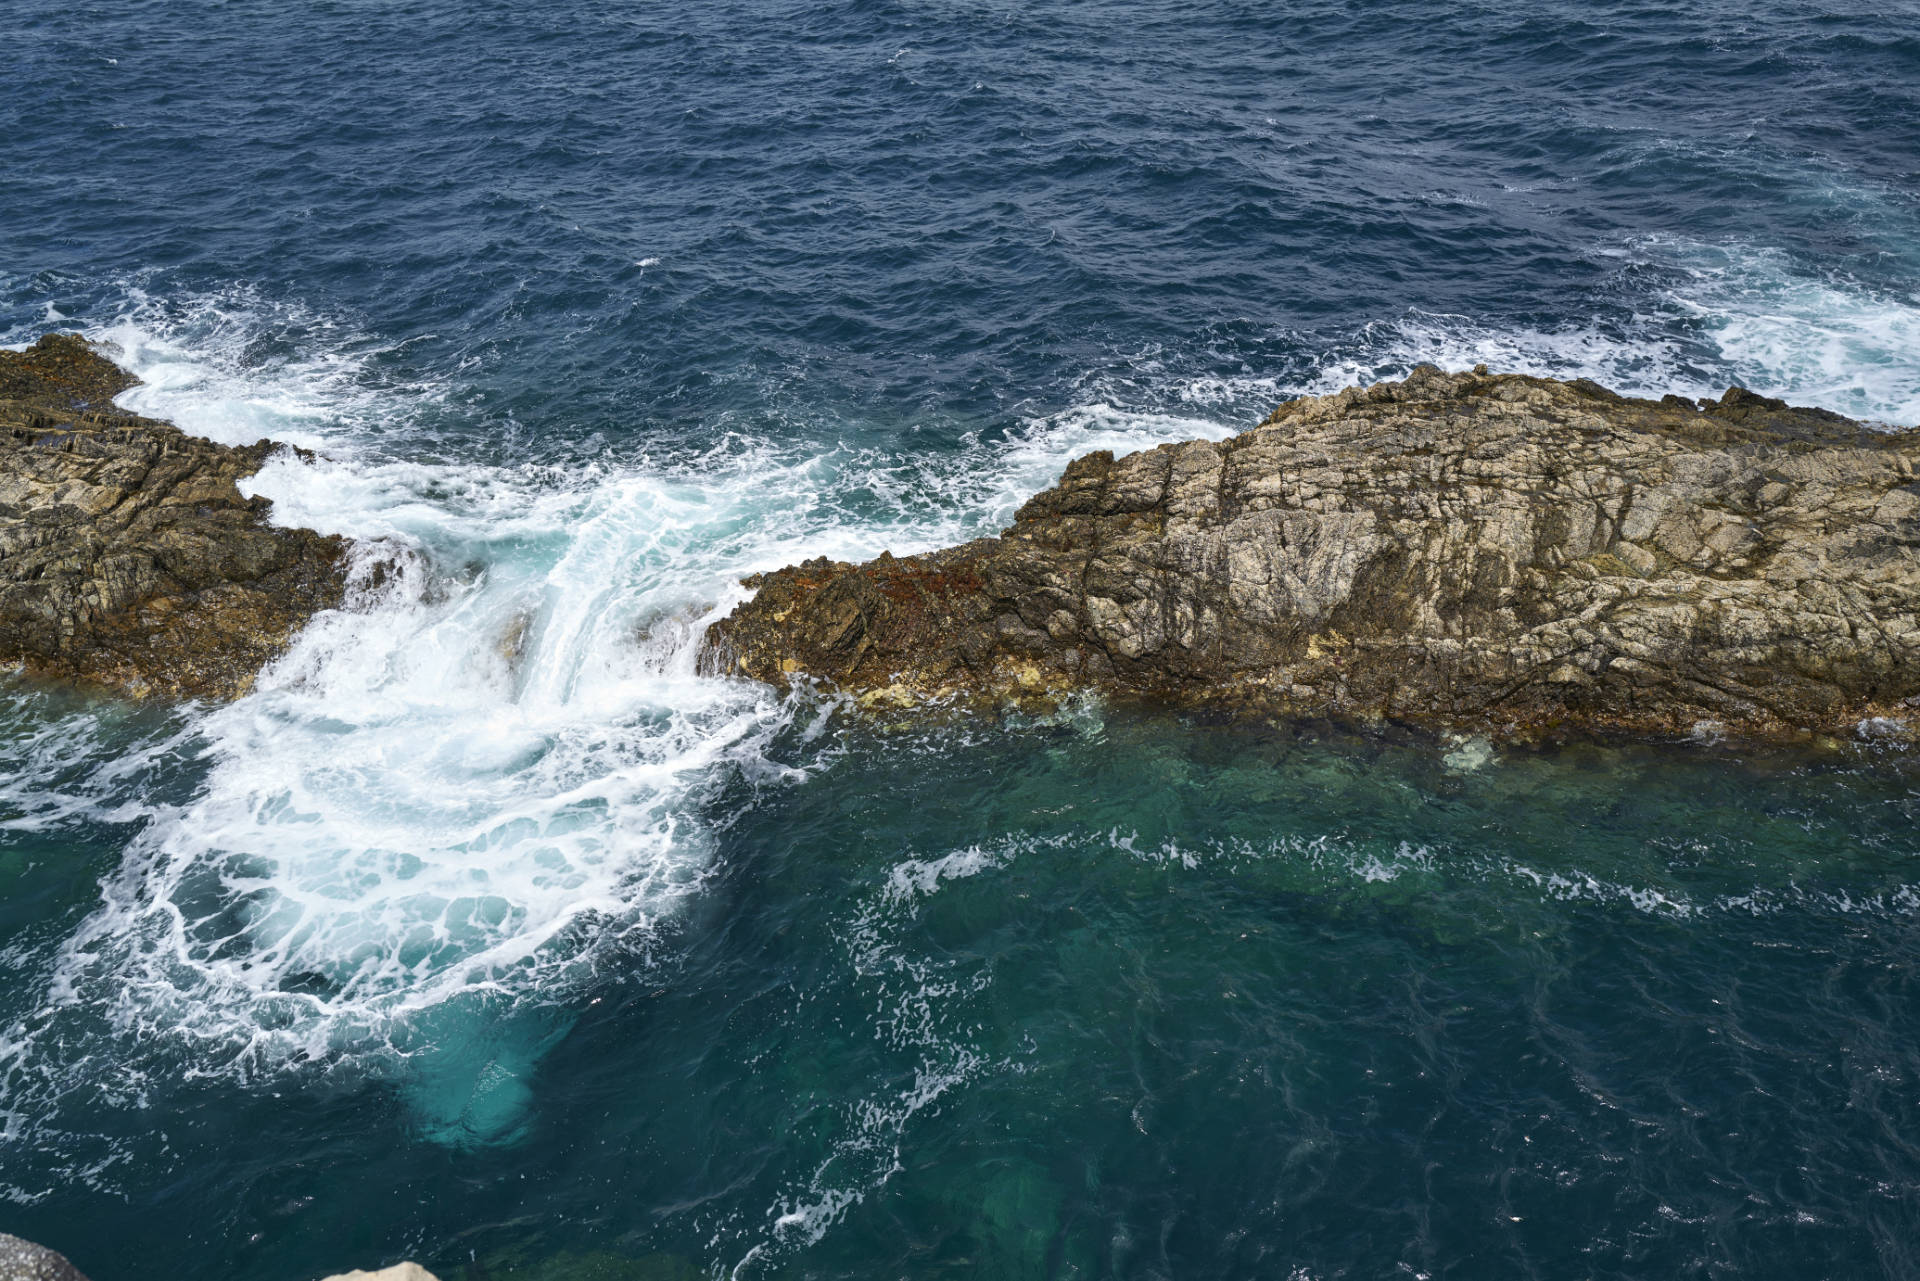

{"left": 0, "top": 333, "right": 351, "bottom": 699}
{"left": 0, "top": 1233, "right": 88, "bottom": 1281}
{"left": 706, "top": 366, "right": 1920, "bottom": 738}
{"left": 317, "top": 1266, "right": 441, "bottom": 1281}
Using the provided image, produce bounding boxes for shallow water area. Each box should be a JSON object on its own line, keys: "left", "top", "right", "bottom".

{"left": 5, "top": 0, "right": 1920, "bottom": 1276}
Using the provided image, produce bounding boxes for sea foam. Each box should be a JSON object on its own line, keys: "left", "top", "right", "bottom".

{"left": 0, "top": 286, "right": 1249, "bottom": 1165}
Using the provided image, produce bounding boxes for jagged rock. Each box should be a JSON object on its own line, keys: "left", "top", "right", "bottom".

{"left": 0, "top": 1234, "right": 88, "bottom": 1281}
{"left": 707, "top": 366, "right": 1920, "bottom": 737}
{"left": 317, "top": 1266, "right": 441, "bottom": 1281}
{"left": 0, "top": 333, "right": 349, "bottom": 700}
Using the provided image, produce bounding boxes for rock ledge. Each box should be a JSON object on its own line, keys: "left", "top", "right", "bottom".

{"left": 707, "top": 366, "right": 1920, "bottom": 738}
{"left": 0, "top": 333, "right": 349, "bottom": 700}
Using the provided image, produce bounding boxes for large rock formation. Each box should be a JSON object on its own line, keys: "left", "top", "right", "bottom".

{"left": 0, "top": 333, "right": 348, "bottom": 699}
{"left": 707, "top": 366, "right": 1920, "bottom": 737}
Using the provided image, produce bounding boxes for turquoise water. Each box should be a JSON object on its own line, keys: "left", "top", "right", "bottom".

{"left": 4, "top": 0, "right": 1920, "bottom": 1276}
{"left": 5, "top": 698, "right": 1919, "bottom": 1277}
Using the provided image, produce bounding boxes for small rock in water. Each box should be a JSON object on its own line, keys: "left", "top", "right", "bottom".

{"left": 317, "top": 1266, "right": 442, "bottom": 1281}
{"left": 1690, "top": 719, "right": 1728, "bottom": 744}
{"left": 1441, "top": 733, "right": 1495, "bottom": 773}
{"left": 0, "top": 1234, "right": 89, "bottom": 1281}
{"left": 1856, "top": 716, "right": 1913, "bottom": 741}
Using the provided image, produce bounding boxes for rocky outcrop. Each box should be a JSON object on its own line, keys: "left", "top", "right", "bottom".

{"left": 0, "top": 1234, "right": 89, "bottom": 1281}
{"left": 0, "top": 1237, "right": 446, "bottom": 1281}
{"left": 0, "top": 333, "right": 349, "bottom": 700}
{"left": 707, "top": 366, "right": 1920, "bottom": 737}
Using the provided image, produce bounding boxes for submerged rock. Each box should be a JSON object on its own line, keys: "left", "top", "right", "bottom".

{"left": 0, "top": 1234, "right": 88, "bottom": 1281}
{"left": 0, "top": 333, "right": 349, "bottom": 700}
{"left": 708, "top": 366, "right": 1920, "bottom": 737}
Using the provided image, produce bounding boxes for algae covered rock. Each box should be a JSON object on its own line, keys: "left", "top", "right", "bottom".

{"left": 707, "top": 366, "right": 1920, "bottom": 737}
{"left": 0, "top": 333, "right": 350, "bottom": 700}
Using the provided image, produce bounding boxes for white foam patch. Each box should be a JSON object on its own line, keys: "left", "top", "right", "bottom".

{"left": 1291, "top": 238, "right": 1920, "bottom": 427}
{"left": 881, "top": 833, "right": 1081, "bottom": 906}
{"left": 1298, "top": 310, "right": 1715, "bottom": 404}
{"left": 77, "top": 284, "right": 447, "bottom": 450}
{"left": 729, "top": 837, "right": 1040, "bottom": 1274}
{"left": 1130, "top": 829, "right": 1920, "bottom": 924}
{"left": 1176, "top": 373, "right": 1286, "bottom": 408}
{"left": 1655, "top": 239, "right": 1920, "bottom": 427}
{"left": 0, "top": 697, "right": 194, "bottom": 836}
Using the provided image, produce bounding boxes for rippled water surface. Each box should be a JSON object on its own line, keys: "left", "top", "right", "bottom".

{"left": 3, "top": 1, "right": 1919, "bottom": 1277}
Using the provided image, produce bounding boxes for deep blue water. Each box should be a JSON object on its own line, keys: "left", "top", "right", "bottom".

{"left": 3, "top": 1, "right": 1920, "bottom": 1278}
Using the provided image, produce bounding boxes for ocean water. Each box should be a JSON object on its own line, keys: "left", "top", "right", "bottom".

{"left": 3, "top": 1, "right": 1919, "bottom": 1277}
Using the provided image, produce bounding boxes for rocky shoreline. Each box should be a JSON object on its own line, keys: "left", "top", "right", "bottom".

{"left": 4, "top": 335, "right": 1916, "bottom": 740}
{"left": 707, "top": 365, "right": 1920, "bottom": 740}
{"left": 0, "top": 334, "right": 349, "bottom": 700}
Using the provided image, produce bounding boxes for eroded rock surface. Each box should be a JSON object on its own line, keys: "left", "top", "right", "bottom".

{"left": 0, "top": 333, "right": 349, "bottom": 699}
{"left": 708, "top": 366, "right": 1920, "bottom": 736}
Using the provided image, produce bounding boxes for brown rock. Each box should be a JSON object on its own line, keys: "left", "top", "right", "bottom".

{"left": 0, "top": 333, "right": 350, "bottom": 700}
{"left": 706, "top": 366, "right": 1920, "bottom": 737}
